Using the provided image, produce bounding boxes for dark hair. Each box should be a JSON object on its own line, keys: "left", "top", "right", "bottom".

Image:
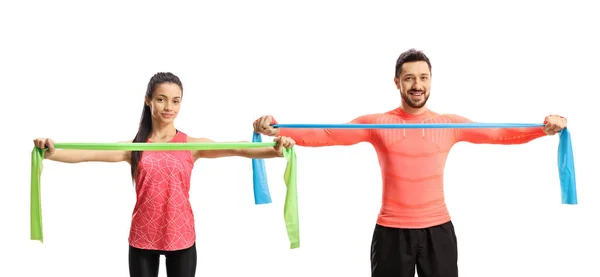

{"left": 130, "top": 72, "right": 183, "bottom": 180}
{"left": 395, "top": 48, "right": 432, "bottom": 78}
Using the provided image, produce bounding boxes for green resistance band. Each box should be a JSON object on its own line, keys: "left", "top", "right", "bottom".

{"left": 30, "top": 142, "right": 299, "bottom": 249}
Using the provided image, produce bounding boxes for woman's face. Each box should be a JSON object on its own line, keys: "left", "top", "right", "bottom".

{"left": 145, "top": 82, "right": 182, "bottom": 125}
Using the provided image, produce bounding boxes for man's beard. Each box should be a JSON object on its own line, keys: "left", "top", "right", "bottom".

{"left": 401, "top": 90, "right": 429, "bottom": 108}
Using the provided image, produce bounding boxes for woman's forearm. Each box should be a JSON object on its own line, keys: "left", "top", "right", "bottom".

{"left": 46, "top": 149, "right": 128, "bottom": 163}
{"left": 239, "top": 148, "right": 282, "bottom": 159}
{"left": 46, "top": 149, "right": 89, "bottom": 163}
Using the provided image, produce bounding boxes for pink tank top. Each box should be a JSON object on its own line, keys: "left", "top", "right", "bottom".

{"left": 128, "top": 130, "right": 196, "bottom": 251}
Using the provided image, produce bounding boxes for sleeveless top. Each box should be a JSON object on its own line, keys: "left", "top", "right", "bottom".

{"left": 128, "top": 130, "right": 196, "bottom": 251}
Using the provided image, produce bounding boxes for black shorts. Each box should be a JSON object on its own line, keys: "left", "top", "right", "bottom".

{"left": 370, "top": 221, "right": 458, "bottom": 277}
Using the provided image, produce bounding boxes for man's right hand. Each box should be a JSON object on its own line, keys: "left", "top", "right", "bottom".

{"left": 253, "top": 115, "right": 280, "bottom": 136}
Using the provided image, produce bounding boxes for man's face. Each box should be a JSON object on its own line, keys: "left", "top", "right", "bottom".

{"left": 394, "top": 61, "right": 431, "bottom": 109}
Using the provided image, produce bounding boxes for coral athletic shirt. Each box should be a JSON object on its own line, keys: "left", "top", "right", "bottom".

{"left": 275, "top": 107, "right": 547, "bottom": 229}
{"left": 128, "top": 130, "right": 196, "bottom": 251}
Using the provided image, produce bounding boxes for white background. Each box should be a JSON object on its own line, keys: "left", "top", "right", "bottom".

{"left": 1, "top": 1, "right": 599, "bottom": 276}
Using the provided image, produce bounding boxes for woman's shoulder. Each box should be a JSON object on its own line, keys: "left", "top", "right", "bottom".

{"left": 185, "top": 135, "right": 212, "bottom": 143}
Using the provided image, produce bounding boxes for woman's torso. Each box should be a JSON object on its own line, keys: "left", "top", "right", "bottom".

{"left": 128, "top": 130, "right": 196, "bottom": 251}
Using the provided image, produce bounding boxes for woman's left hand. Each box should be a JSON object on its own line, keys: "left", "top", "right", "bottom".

{"left": 273, "top": 136, "right": 296, "bottom": 156}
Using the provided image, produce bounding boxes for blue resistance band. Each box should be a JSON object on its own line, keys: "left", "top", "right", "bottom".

{"left": 251, "top": 123, "right": 577, "bottom": 205}
{"left": 252, "top": 132, "right": 272, "bottom": 205}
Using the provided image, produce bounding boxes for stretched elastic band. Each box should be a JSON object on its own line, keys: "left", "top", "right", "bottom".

{"left": 272, "top": 123, "right": 545, "bottom": 129}
{"left": 31, "top": 142, "right": 299, "bottom": 249}
{"left": 252, "top": 122, "right": 576, "bottom": 213}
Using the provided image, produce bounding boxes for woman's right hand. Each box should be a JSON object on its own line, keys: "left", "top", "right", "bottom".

{"left": 33, "top": 138, "right": 55, "bottom": 158}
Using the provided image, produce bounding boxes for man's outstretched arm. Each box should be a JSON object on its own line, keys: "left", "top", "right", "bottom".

{"left": 450, "top": 114, "right": 567, "bottom": 144}
{"left": 252, "top": 114, "right": 377, "bottom": 147}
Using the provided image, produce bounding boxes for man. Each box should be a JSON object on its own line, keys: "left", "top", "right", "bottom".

{"left": 252, "top": 48, "right": 567, "bottom": 277}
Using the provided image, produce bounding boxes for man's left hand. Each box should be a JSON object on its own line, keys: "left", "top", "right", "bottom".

{"left": 543, "top": 115, "right": 567, "bottom": 135}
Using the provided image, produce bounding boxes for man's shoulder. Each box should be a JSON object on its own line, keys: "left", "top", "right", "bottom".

{"left": 356, "top": 111, "right": 393, "bottom": 123}
{"left": 423, "top": 110, "right": 467, "bottom": 123}
{"left": 354, "top": 108, "right": 467, "bottom": 123}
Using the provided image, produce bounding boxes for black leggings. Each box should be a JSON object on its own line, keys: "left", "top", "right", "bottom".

{"left": 129, "top": 243, "right": 197, "bottom": 277}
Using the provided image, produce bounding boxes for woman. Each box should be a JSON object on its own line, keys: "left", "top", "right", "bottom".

{"left": 32, "top": 72, "right": 295, "bottom": 277}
